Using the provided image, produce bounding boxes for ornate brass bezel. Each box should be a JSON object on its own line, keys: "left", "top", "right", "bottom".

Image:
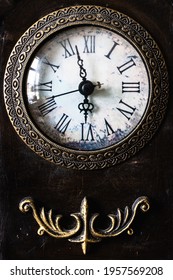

{"left": 4, "top": 5, "right": 168, "bottom": 170}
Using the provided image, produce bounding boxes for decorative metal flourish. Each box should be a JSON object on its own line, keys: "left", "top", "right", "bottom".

{"left": 19, "top": 196, "right": 150, "bottom": 254}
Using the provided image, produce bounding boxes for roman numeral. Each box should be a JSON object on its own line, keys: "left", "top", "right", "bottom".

{"left": 122, "top": 82, "right": 140, "bottom": 93}
{"left": 81, "top": 123, "right": 95, "bottom": 141}
{"left": 83, "top": 35, "right": 96, "bottom": 53}
{"left": 54, "top": 113, "right": 71, "bottom": 134}
{"left": 38, "top": 97, "right": 57, "bottom": 116}
{"left": 117, "top": 58, "right": 136, "bottom": 74}
{"left": 117, "top": 100, "right": 136, "bottom": 120}
{"left": 33, "top": 81, "right": 52, "bottom": 92}
{"left": 104, "top": 119, "right": 115, "bottom": 136}
{"left": 42, "top": 58, "right": 60, "bottom": 73}
{"left": 59, "top": 38, "right": 75, "bottom": 58}
{"left": 105, "top": 41, "right": 119, "bottom": 59}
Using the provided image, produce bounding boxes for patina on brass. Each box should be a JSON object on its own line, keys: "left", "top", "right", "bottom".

{"left": 19, "top": 196, "right": 150, "bottom": 254}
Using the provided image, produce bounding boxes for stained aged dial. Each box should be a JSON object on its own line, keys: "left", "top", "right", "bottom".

{"left": 26, "top": 26, "right": 149, "bottom": 151}
{"left": 4, "top": 6, "right": 168, "bottom": 169}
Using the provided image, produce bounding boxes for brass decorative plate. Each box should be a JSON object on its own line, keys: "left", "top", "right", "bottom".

{"left": 19, "top": 196, "right": 150, "bottom": 254}
{"left": 4, "top": 5, "right": 168, "bottom": 170}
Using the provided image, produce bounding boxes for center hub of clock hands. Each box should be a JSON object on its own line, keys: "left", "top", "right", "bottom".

{"left": 75, "top": 45, "right": 102, "bottom": 123}
{"left": 46, "top": 46, "right": 103, "bottom": 123}
{"left": 78, "top": 80, "right": 95, "bottom": 123}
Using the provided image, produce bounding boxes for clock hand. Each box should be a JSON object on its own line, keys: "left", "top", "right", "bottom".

{"left": 45, "top": 82, "right": 103, "bottom": 101}
{"left": 78, "top": 97, "right": 94, "bottom": 124}
{"left": 75, "top": 45, "right": 87, "bottom": 81}
{"left": 45, "top": 43, "right": 103, "bottom": 123}
{"left": 75, "top": 45, "right": 96, "bottom": 123}
{"left": 78, "top": 80, "right": 95, "bottom": 123}
{"left": 46, "top": 89, "right": 79, "bottom": 100}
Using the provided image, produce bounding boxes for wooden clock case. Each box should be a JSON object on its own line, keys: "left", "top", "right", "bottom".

{"left": 0, "top": 0, "right": 173, "bottom": 259}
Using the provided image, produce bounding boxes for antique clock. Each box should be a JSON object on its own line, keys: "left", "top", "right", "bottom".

{"left": 1, "top": 0, "right": 171, "bottom": 259}
{"left": 3, "top": 5, "right": 168, "bottom": 170}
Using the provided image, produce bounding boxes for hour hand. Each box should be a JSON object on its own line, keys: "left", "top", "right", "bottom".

{"left": 77, "top": 79, "right": 104, "bottom": 123}
{"left": 78, "top": 98, "right": 94, "bottom": 123}
{"left": 78, "top": 80, "right": 95, "bottom": 123}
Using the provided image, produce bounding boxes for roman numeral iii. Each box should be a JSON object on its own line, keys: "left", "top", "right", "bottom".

{"left": 122, "top": 82, "right": 140, "bottom": 93}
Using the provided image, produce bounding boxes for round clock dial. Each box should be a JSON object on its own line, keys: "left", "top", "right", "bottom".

{"left": 4, "top": 6, "right": 168, "bottom": 169}
{"left": 26, "top": 26, "right": 149, "bottom": 151}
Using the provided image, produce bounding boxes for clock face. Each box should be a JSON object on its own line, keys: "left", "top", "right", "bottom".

{"left": 4, "top": 6, "right": 168, "bottom": 169}
{"left": 26, "top": 25, "right": 150, "bottom": 151}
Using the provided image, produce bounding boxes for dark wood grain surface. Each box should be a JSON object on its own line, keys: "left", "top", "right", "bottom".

{"left": 0, "top": 0, "right": 173, "bottom": 259}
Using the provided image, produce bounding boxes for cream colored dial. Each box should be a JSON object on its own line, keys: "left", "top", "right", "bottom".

{"left": 26, "top": 25, "right": 150, "bottom": 151}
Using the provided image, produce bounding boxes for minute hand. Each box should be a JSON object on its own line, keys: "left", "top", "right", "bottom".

{"left": 46, "top": 89, "right": 79, "bottom": 100}
{"left": 46, "top": 83, "right": 102, "bottom": 100}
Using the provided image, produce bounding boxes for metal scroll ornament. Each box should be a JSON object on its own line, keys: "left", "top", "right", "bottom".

{"left": 19, "top": 196, "right": 150, "bottom": 254}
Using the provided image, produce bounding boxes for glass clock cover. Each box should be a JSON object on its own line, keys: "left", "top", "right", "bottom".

{"left": 26, "top": 25, "right": 150, "bottom": 151}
